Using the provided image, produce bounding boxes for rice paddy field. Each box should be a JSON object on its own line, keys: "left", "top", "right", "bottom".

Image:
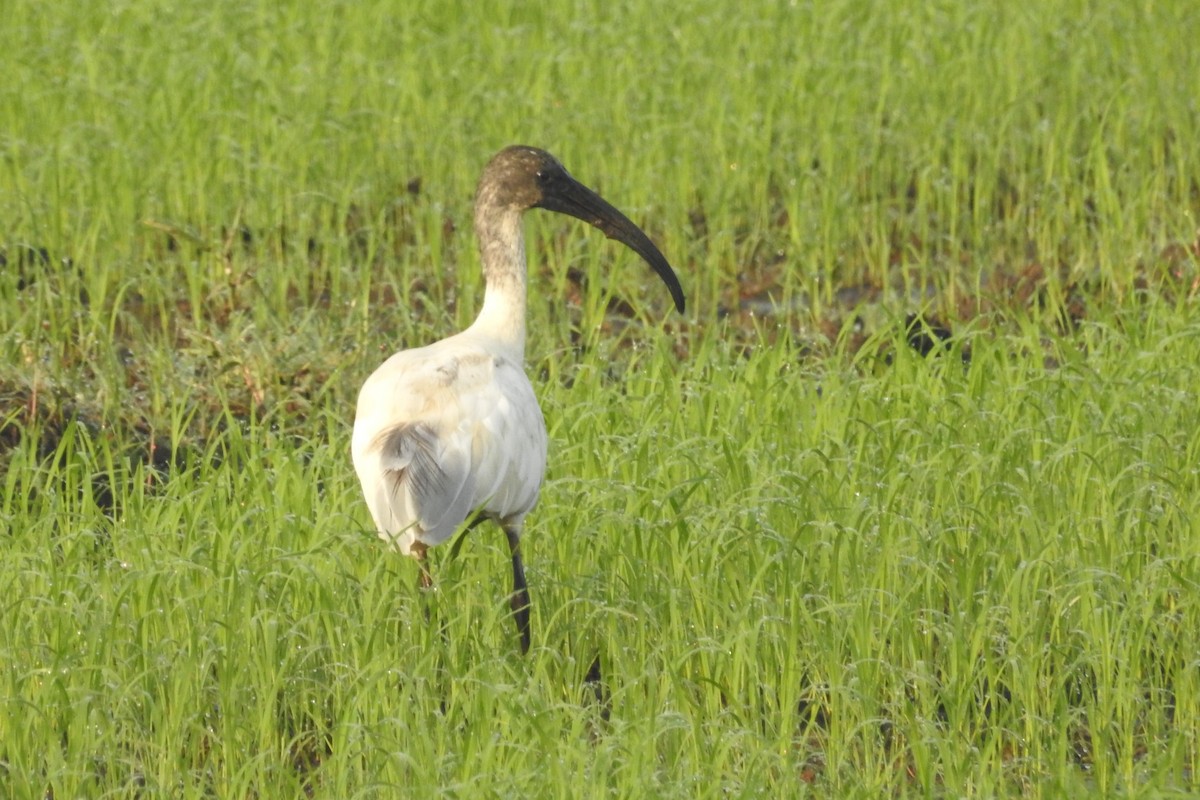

{"left": 3, "top": 0, "right": 1200, "bottom": 796}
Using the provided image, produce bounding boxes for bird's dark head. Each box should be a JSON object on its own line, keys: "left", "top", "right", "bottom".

{"left": 477, "top": 145, "right": 563, "bottom": 211}
{"left": 476, "top": 145, "right": 685, "bottom": 313}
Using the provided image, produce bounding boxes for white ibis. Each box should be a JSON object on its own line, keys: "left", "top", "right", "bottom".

{"left": 352, "top": 145, "right": 684, "bottom": 653}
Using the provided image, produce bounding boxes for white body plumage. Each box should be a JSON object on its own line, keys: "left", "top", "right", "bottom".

{"left": 351, "top": 331, "right": 547, "bottom": 556}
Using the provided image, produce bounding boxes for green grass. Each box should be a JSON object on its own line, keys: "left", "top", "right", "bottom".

{"left": 3, "top": 0, "right": 1200, "bottom": 796}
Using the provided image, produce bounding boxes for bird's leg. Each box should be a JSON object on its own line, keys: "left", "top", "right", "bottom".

{"left": 411, "top": 540, "right": 433, "bottom": 590}
{"left": 504, "top": 525, "right": 531, "bottom": 655}
{"left": 410, "top": 540, "right": 450, "bottom": 646}
{"left": 584, "top": 654, "right": 612, "bottom": 730}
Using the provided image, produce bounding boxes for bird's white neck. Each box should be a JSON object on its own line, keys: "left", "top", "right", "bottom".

{"left": 467, "top": 208, "right": 528, "bottom": 358}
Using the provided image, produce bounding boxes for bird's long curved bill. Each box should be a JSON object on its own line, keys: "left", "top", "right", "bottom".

{"left": 538, "top": 177, "right": 685, "bottom": 313}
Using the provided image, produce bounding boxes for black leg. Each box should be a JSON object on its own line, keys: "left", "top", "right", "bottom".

{"left": 505, "top": 526, "right": 531, "bottom": 654}
{"left": 584, "top": 653, "right": 612, "bottom": 727}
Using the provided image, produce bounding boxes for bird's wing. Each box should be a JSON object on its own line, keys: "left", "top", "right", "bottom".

{"left": 458, "top": 355, "right": 546, "bottom": 519}
{"left": 371, "top": 420, "right": 475, "bottom": 543}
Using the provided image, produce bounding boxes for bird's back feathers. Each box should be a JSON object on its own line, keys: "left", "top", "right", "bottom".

{"left": 351, "top": 333, "right": 547, "bottom": 555}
